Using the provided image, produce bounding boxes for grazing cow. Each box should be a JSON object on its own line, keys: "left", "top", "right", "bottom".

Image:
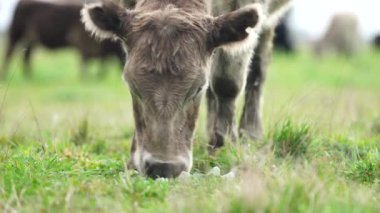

{"left": 0, "top": 0, "right": 125, "bottom": 80}
{"left": 81, "top": 0, "right": 290, "bottom": 178}
{"left": 314, "top": 12, "right": 362, "bottom": 57}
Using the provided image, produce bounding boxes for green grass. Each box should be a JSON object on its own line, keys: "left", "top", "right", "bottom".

{"left": 270, "top": 119, "right": 312, "bottom": 158}
{"left": 0, "top": 47, "right": 379, "bottom": 212}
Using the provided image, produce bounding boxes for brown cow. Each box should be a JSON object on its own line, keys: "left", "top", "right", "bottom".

{"left": 81, "top": 0, "right": 290, "bottom": 178}
{"left": 0, "top": 0, "right": 125, "bottom": 80}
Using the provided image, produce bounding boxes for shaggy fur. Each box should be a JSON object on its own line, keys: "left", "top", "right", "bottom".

{"left": 208, "top": 0, "right": 292, "bottom": 149}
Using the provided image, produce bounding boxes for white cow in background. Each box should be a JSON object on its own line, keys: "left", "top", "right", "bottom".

{"left": 291, "top": 0, "right": 380, "bottom": 42}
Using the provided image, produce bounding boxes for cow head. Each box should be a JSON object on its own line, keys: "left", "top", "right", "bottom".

{"left": 82, "top": 0, "right": 262, "bottom": 178}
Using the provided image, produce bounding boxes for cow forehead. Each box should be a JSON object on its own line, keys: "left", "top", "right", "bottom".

{"left": 130, "top": 6, "right": 210, "bottom": 40}
{"left": 133, "top": 3, "right": 208, "bottom": 22}
{"left": 126, "top": 25, "right": 210, "bottom": 75}
{"left": 121, "top": 6, "right": 212, "bottom": 75}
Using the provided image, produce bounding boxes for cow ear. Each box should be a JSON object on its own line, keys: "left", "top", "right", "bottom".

{"left": 209, "top": 4, "right": 263, "bottom": 53}
{"left": 81, "top": 1, "right": 131, "bottom": 40}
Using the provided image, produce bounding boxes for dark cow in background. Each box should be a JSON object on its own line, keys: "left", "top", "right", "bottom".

{"left": 274, "top": 14, "right": 294, "bottom": 52}
{"left": 0, "top": 0, "right": 125, "bottom": 80}
{"left": 373, "top": 34, "right": 380, "bottom": 49}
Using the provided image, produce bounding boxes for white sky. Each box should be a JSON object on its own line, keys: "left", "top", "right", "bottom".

{"left": 0, "top": 0, "right": 18, "bottom": 33}
{"left": 1, "top": 0, "right": 380, "bottom": 40}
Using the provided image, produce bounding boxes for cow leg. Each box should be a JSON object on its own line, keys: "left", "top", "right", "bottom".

{"left": 0, "top": 40, "right": 17, "bottom": 80}
{"left": 97, "top": 58, "right": 107, "bottom": 80}
{"left": 80, "top": 56, "right": 89, "bottom": 80}
{"left": 207, "top": 49, "right": 252, "bottom": 151}
{"left": 23, "top": 43, "right": 34, "bottom": 79}
{"left": 239, "top": 28, "right": 275, "bottom": 140}
{"left": 206, "top": 87, "right": 218, "bottom": 149}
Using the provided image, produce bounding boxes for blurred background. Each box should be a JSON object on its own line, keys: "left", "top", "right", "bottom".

{"left": 2, "top": 0, "right": 380, "bottom": 47}
{"left": 1, "top": 0, "right": 380, "bottom": 77}
{"left": 0, "top": 0, "right": 379, "bottom": 140}
{"left": 290, "top": 0, "right": 380, "bottom": 42}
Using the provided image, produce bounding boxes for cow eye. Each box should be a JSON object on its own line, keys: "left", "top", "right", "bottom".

{"left": 190, "top": 86, "right": 204, "bottom": 101}
{"left": 185, "top": 86, "right": 203, "bottom": 103}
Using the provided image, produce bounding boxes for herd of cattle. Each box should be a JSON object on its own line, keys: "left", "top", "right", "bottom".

{"left": 1, "top": 0, "right": 379, "bottom": 80}
{"left": 0, "top": 0, "right": 379, "bottom": 179}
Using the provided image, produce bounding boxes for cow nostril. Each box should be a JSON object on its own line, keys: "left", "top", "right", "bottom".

{"left": 145, "top": 161, "right": 186, "bottom": 179}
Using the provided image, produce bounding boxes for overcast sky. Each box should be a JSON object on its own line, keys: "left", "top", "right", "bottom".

{"left": 1, "top": 0, "right": 380, "bottom": 40}
{"left": 0, "top": 0, "right": 18, "bottom": 33}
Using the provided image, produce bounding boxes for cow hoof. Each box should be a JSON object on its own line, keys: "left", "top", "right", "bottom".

{"left": 125, "top": 160, "right": 136, "bottom": 171}
{"left": 207, "top": 166, "right": 221, "bottom": 176}
{"left": 222, "top": 171, "right": 236, "bottom": 180}
{"left": 239, "top": 129, "right": 263, "bottom": 141}
{"left": 178, "top": 171, "right": 191, "bottom": 180}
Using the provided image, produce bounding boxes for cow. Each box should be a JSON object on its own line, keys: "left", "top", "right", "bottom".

{"left": 81, "top": 0, "right": 291, "bottom": 179}
{"left": 208, "top": 0, "right": 291, "bottom": 150}
{"left": 0, "top": 0, "right": 125, "bottom": 80}
{"left": 273, "top": 14, "right": 294, "bottom": 52}
{"left": 314, "top": 12, "right": 362, "bottom": 57}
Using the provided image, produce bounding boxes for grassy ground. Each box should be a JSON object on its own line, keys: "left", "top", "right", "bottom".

{"left": 0, "top": 46, "right": 379, "bottom": 212}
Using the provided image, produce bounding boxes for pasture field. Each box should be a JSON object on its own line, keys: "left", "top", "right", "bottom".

{"left": 0, "top": 46, "right": 379, "bottom": 212}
